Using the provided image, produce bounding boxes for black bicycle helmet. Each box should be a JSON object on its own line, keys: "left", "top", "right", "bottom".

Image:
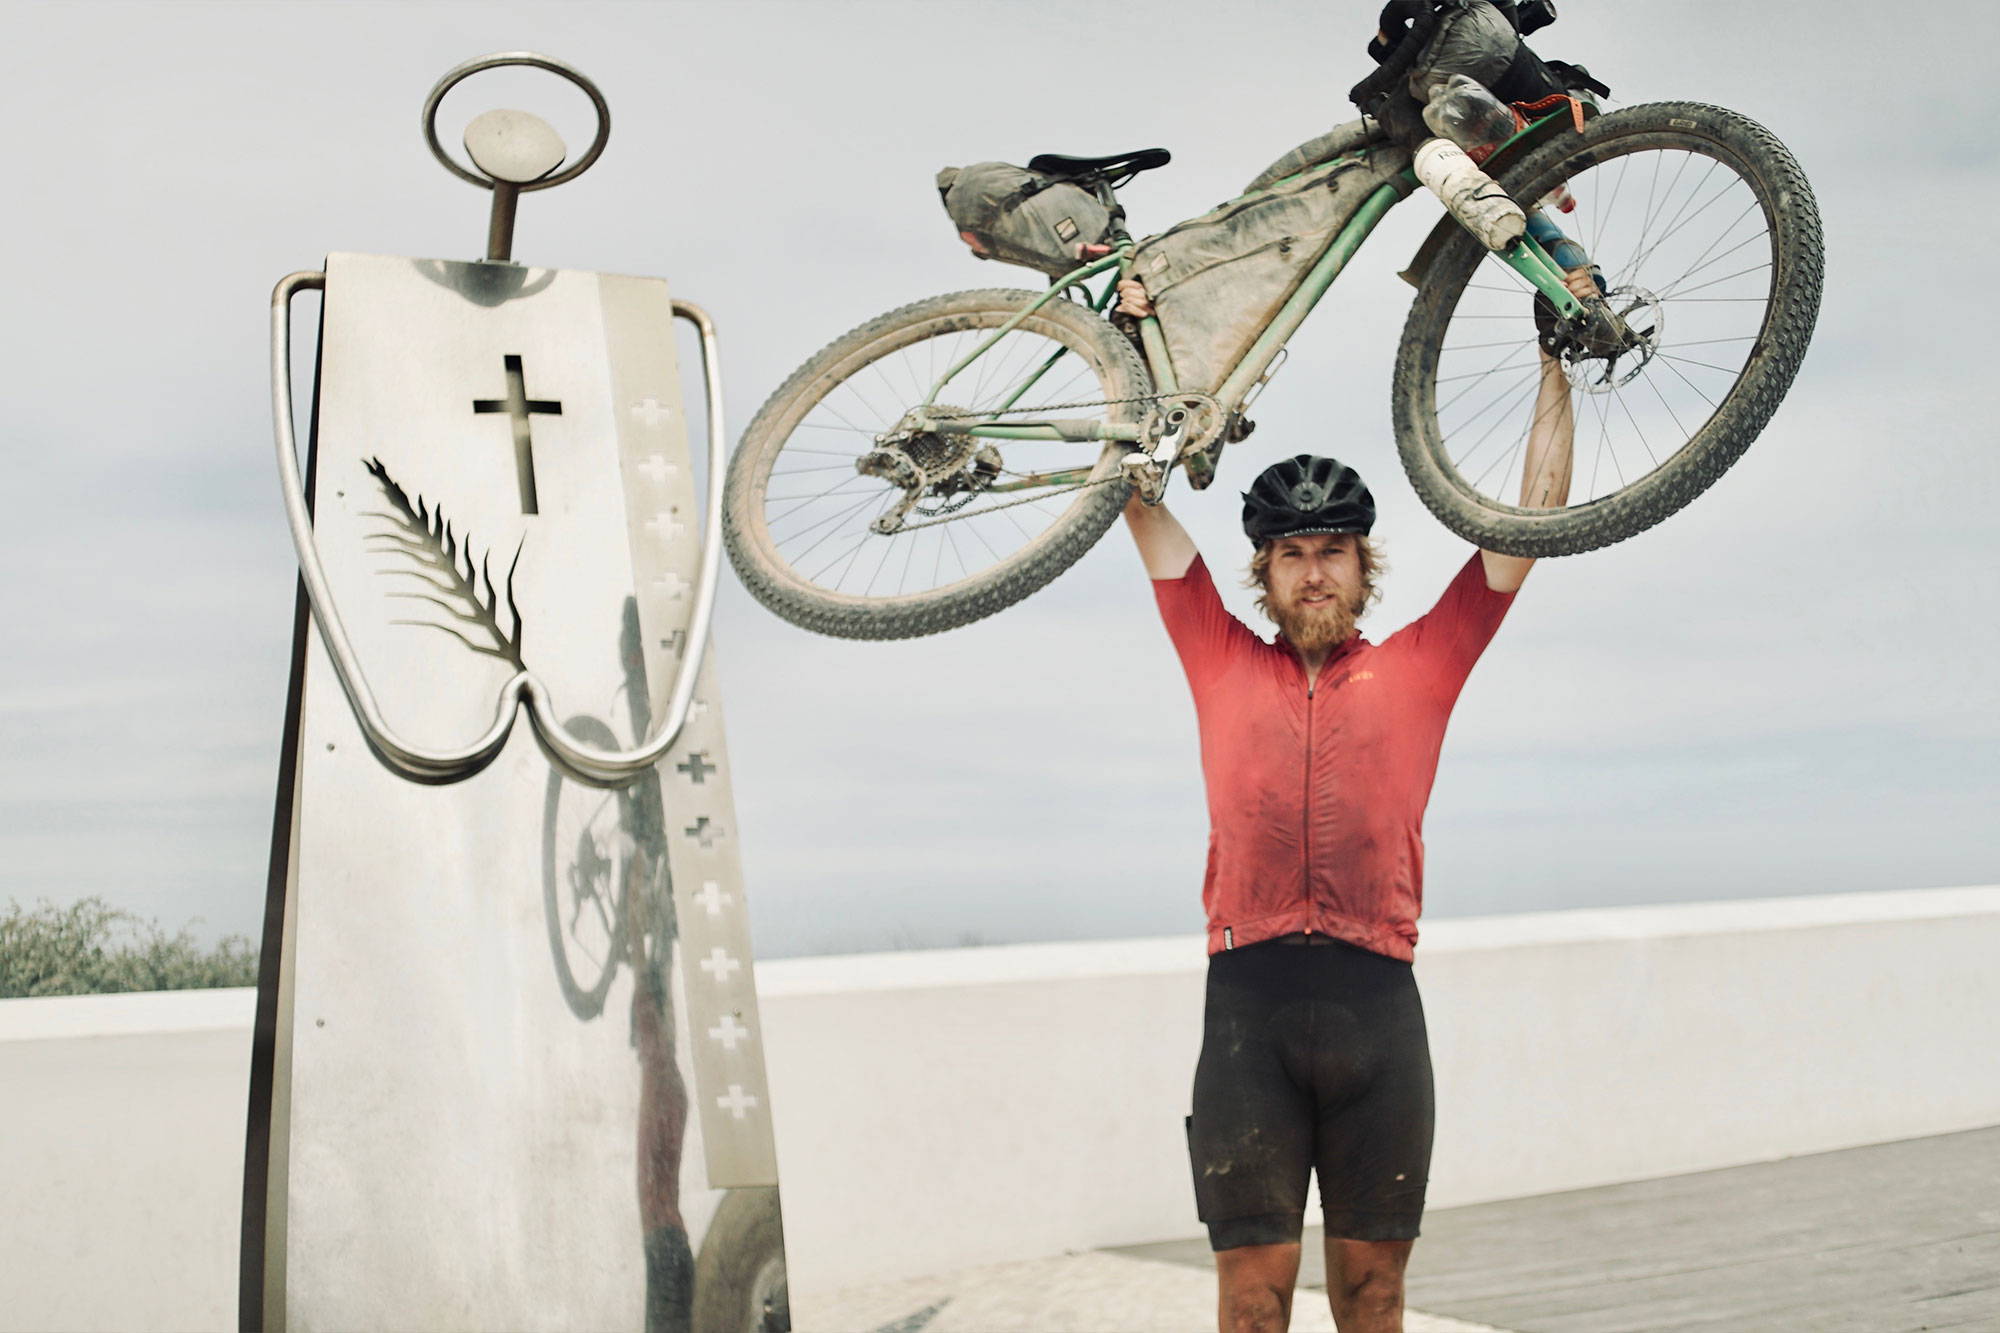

{"left": 1241, "top": 455, "right": 1376, "bottom": 545}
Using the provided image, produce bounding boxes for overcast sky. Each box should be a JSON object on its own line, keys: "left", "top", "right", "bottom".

{"left": 2, "top": 1, "right": 1992, "bottom": 958}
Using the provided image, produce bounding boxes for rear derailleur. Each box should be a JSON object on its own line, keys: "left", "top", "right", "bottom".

{"left": 856, "top": 406, "right": 1003, "bottom": 535}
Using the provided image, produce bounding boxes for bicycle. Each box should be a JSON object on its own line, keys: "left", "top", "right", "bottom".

{"left": 722, "top": 99, "right": 1823, "bottom": 639}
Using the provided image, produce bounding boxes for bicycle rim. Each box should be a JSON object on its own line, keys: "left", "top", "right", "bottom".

{"left": 1432, "top": 133, "right": 1780, "bottom": 510}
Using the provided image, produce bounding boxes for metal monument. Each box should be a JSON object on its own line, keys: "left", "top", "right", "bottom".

{"left": 242, "top": 54, "right": 787, "bottom": 1333}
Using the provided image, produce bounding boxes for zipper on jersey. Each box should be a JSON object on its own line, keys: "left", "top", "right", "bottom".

{"left": 1302, "top": 671, "right": 1315, "bottom": 935}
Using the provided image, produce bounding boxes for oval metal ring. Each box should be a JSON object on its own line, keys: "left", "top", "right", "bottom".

{"left": 422, "top": 52, "right": 611, "bottom": 193}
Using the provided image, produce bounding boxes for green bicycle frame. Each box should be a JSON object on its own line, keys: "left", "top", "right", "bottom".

{"left": 924, "top": 114, "right": 1590, "bottom": 480}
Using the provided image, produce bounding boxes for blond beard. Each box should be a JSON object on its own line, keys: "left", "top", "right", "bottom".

{"left": 1272, "top": 585, "right": 1363, "bottom": 655}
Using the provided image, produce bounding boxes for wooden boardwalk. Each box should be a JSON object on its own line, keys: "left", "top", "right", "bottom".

{"left": 1114, "top": 1125, "right": 2000, "bottom": 1332}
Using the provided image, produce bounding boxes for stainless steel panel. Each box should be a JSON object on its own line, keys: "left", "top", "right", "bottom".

{"left": 265, "top": 253, "right": 782, "bottom": 1331}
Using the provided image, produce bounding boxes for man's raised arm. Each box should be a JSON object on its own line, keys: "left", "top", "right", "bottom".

{"left": 1124, "top": 493, "right": 1199, "bottom": 580}
{"left": 1480, "top": 267, "right": 1591, "bottom": 594}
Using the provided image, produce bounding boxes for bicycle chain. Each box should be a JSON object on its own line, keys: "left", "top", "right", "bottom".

{"left": 891, "top": 392, "right": 1222, "bottom": 532}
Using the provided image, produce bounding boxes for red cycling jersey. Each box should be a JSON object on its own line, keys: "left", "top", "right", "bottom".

{"left": 1153, "top": 552, "right": 1515, "bottom": 960}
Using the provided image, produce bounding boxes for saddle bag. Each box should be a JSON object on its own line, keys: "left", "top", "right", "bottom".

{"left": 936, "top": 162, "right": 1116, "bottom": 279}
{"left": 1130, "top": 145, "right": 1410, "bottom": 394}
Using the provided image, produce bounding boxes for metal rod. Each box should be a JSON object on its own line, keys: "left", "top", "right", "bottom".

{"left": 485, "top": 183, "right": 520, "bottom": 262}
{"left": 984, "top": 467, "right": 1097, "bottom": 492}
{"left": 964, "top": 421, "right": 1144, "bottom": 442}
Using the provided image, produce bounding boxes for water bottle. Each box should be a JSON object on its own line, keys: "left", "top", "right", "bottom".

{"left": 1421, "top": 75, "right": 1518, "bottom": 163}
{"left": 1414, "top": 138, "right": 1526, "bottom": 251}
{"left": 1424, "top": 73, "right": 1578, "bottom": 212}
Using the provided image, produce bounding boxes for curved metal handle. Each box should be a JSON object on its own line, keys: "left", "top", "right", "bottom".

{"left": 272, "top": 271, "right": 727, "bottom": 787}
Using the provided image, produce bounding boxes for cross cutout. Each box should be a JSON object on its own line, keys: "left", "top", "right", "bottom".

{"left": 683, "top": 816, "right": 720, "bottom": 848}
{"left": 472, "top": 354, "right": 562, "bottom": 514}
{"left": 645, "top": 510, "right": 686, "bottom": 543}
{"left": 676, "top": 751, "right": 716, "bottom": 784}
{"left": 659, "top": 629, "right": 687, "bottom": 657}
{"left": 699, "top": 947, "right": 742, "bottom": 983}
{"left": 688, "top": 697, "right": 710, "bottom": 721}
{"left": 716, "top": 1084, "right": 759, "bottom": 1121}
{"left": 709, "top": 1013, "right": 752, "bottom": 1052}
{"left": 632, "top": 397, "right": 675, "bottom": 428}
{"left": 654, "top": 570, "right": 690, "bottom": 601}
{"left": 693, "top": 880, "right": 731, "bottom": 917}
{"left": 636, "top": 454, "right": 677, "bottom": 485}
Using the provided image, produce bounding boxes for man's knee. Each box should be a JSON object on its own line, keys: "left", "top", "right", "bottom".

{"left": 1335, "top": 1265, "right": 1404, "bottom": 1310}
{"left": 1216, "top": 1243, "right": 1300, "bottom": 1333}
{"left": 1220, "top": 1281, "right": 1292, "bottom": 1333}
{"left": 1325, "top": 1238, "right": 1411, "bottom": 1315}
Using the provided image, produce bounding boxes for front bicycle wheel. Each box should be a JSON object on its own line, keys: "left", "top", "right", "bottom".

{"left": 723, "top": 288, "right": 1150, "bottom": 640}
{"left": 1394, "top": 101, "right": 1824, "bottom": 555}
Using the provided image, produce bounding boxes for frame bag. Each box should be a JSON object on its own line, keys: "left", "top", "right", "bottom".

{"left": 1131, "top": 146, "right": 1410, "bottom": 395}
{"left": 936, "top": 162, "right": 1115, "bottom": 279}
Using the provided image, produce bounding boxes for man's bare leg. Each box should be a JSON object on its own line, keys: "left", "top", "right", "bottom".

{"left": 1324, "top": 1238, "right": 1414, "bottom": 1333}
{"left": 1216, "top": 1241, "right": 1302, "bottom": 1333}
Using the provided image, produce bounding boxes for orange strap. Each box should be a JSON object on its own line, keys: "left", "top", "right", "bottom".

{"left": 1510, "top": 93, "right": 1586, "bottom": 135}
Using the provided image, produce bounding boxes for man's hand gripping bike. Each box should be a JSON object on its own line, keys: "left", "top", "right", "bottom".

{"left": 722, "top": 101, "right": 1823, "bottom": 639}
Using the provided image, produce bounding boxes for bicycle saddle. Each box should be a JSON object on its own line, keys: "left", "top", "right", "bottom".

{"left": 1028, "top": 148, "right": 1171, "bottom": 183}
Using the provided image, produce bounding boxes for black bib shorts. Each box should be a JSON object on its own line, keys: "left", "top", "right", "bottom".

{"left": 1186, "top": 935, "right": 1434, "bottom": 1250}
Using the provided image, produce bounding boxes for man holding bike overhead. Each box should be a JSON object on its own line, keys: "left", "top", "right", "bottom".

{"left": 1122, "top": 265, "right": 1595, "bottom": 1333}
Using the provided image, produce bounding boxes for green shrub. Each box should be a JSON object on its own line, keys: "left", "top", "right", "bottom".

{"left": 0, "top": 897, "right": 259, "bottom": 998}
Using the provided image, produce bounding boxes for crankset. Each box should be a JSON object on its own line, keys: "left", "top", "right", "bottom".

{"left": 1123, "top": 393, "right": 1226, "bottom": 505}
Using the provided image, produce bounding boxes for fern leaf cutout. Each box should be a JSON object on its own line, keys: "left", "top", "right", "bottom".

{"left": 361, "top": 456, "right": 527, "bottom": 670}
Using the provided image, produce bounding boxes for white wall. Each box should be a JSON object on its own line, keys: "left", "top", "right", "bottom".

{"left": 0, "top": 989, "right": 253, "bottom": 1333}
{"left": 757, "top": 886, "right": 2000, "bottom": 1295}
{"left": 4, "top": 886, "right": 1998, "bottom": 1328}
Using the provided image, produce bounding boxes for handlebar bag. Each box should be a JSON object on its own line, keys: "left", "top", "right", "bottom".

{"left": 1131, "top": 144, "right": 1410, "bottom": 394}
{"left": 936, "top": 162, "right": 1116, "bottom": 279}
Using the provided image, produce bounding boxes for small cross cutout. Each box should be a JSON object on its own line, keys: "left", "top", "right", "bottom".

{"left": 699, "top": 947, "right": 742, "bottom": 983}
{"left": 632, "top": 397, "right": 675, "bottom": 428}
{"left": 709, "top": 1014, "right": 752, "bottom": 1052}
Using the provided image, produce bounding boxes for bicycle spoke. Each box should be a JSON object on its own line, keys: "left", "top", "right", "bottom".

{"left": 1655, "top": 224, "right": 1770, "bottom": 297}
{"left": 1658, "top": 352, "right": 1748, "bottom": 377}
{"left": 1437, "top": 337, "right": 1538, "bottom": 414}
{"left": 1658, "top": 262, "right": 1771, "bottom": 302}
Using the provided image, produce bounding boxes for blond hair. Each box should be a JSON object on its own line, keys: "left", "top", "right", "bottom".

{"left": 1245, "top": 535, "right": 1386, "bottom": 624}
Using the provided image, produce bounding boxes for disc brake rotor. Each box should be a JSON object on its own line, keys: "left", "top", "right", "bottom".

{"left": 1562, "top": 284, "right": 1664, "bottom": 394}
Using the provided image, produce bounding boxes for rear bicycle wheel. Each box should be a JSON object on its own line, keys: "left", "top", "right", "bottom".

{"left": 723, "top": 288, "right": 1150, "bottom": 640}
{"left": 1394, "top": 101, "right": 1824, "bottom": 555}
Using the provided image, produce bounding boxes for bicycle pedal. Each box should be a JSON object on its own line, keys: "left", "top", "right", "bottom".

{"left": 1122, "top": 454, "right": 1168, "bottom": 505}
